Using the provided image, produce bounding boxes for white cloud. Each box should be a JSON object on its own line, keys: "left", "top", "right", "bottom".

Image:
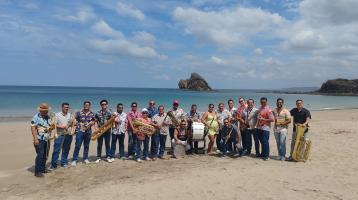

{"left": 115, "top": 2, "right": 145, "bottom": 21}
{"left": 54, "top": 7, "right": 96, "bottom": 24}
{"left": 91, "top": 20, "right": 124, "bottom": 39}
{"left": 211, "top": 56, "right": 226, "bottom": 65}
{"left": 88, "top": 20, "right": 164, "bottom": 59}
{"left": 173, "top": 6, "right": 286, "bottom": 47}
{"left": 254, "top": 48, "right": 263, "bottom": 55}
{"left": 131, "top": 31, "right": 156, "bottom": 47}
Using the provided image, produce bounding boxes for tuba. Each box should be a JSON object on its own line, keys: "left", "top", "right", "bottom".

{"left": 132, "top": 119, "right": 156, "bottom": 136}
{"left": 292, "top": 124, "right": 312, "bottom": 162}
{"left": 91, "top": 115, "right": 116, "bottom": 140}
{"left": 167, "top": 111, "right": 179, "bottom": 127}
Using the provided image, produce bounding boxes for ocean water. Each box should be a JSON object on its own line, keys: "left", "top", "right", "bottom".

{"left": 0, "top": 86, "right": 357, "bottom": 117}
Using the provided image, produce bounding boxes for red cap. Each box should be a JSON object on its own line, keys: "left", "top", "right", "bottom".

{"left": 173, "top": 100, "right": 179, "bottom": 105}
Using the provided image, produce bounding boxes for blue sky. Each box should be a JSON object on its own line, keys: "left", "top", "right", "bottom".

{"left": 1, "top": 0, "right": 358, "bottom": 89}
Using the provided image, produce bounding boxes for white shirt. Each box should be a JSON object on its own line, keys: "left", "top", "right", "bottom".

{"left": 112, "top": 111, "right": 127, "bottom": 134}
{"left": 56, "top": 112, "right": 71, "bottom": 135}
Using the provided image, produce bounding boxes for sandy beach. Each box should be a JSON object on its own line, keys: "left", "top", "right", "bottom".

{"left": 0, "top": 109, "right": 357, "bottom": 200}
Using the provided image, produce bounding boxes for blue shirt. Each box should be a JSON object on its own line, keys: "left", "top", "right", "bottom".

{"left": 31, "top": 113, "right": 50, "bottom": 141}
{"left": 147, "top": 107, "right": 158, "bottom": 118}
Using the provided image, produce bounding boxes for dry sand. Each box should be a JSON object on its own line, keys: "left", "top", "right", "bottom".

{"left": 0, "top": 109, "right": 358, "bottom": 200}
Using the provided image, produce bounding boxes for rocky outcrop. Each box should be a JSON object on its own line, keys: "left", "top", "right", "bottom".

{"left": 317, "top": 79, "right": 358, "bottom": 94}
{"left": 178, "top": 73, "right": 212, "bottom": 91}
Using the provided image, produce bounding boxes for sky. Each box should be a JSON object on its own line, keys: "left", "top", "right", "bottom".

{"left": 0, "top": 0, "right": 358, "bottom": 89}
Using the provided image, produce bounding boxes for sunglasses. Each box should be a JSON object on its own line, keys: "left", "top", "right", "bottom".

{"left": 209, "top": 106, "right": 214, "bottom": 109}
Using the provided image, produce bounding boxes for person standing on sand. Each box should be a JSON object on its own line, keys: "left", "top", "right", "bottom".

{"left": 151, "top": 105, "right": 171, "bottom": 160}
{"left": 31, "top": 103, "right": 55, "bottom": 177}
{"left": 256, "top": 97, "right": 274, "bottom": 161}
{"left": 241, "top": 99, "right": 259, "bottom": 156}
{"left": 168, "top": 100, "right": 186, "bottom": 151}
{"left": 110, "top": 103, "right": 127, "bottom": 161}
{"left": 72, "top": 101, "right": 96, "bottom": 166}
{"left": 201, "top": 104, "right": 219, "bottom": 154}
{"left": 288, "top": 99, "right": 311, "bottom": 161}
{"left": 126, "top": 102, "right": 141, "bottom": 159}
{"left": 135, "top": 108, "right": 152, "bottom": 162}
{"left": 94, "top": 99, "right": 113, "bottom": 164}
{"left": 50, "top": 102, "right": 73, "bottom": 169}
{"left": 186, "top": 104, "right": 201, "bottom": 153}
{"left": 273, "top": 98, "right": 291, "bottom": 161}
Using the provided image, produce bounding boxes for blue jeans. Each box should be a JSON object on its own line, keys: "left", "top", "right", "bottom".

{"left": 51, "top": 135, "right": 64, "bottom": 168}
{"left": 274, "top": 129, "right": 287, "bottom": 158}
{"left": 127, "top": 130, "right": 137, "bottom": 157}
{"left": 61, "top": 134, "right": 73, "bottom": 166}
{"left": 226, "top": 137, "right": 237, "bottom": 152}
{"left": 150, "top": 133, "right": 160, "bottom": 158}
{"left": 34, "top": 140, "right": 48, "bottom": 174}
{"left": 258, "top": 129, "right": 270, "bottom": 158}
{"left": 111, "top": 133, "right": 125, "bottom": 158}
{"left": 159, "top": 134, "right": 167, "bottom": 157}
{"left": 72, "top": 131, "right": 91, "bottom": 161}
{"left": 136, "top": 136, "right": 150, "bottom": 159}
{"left": 97, "top": 131, "right": 111, "bottom": 158}
{"left": 51, "top": 134, "right": 73, "bottom": 168}
{"left": 252, "top": 129, "right": 260, "bottom": 156}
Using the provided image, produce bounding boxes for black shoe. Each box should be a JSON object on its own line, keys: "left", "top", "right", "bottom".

{"left": 35, "top": 173, "right": 44, "bottom": 178}
{"left": 43, "top": 169, "right": 51, "bottom": 174}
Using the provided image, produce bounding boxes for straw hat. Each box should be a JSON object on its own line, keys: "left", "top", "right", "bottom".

{"left": 37, "top": 103, "right": 51, "bottom": 111}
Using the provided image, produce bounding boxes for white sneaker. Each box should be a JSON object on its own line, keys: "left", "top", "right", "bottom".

{"left": 128, "top": 155, "right": 134, "bottom": 160}
{"left": 216, "top": 150, "right": 221, "bottom": 153}
{"left": 144, "top": 157, "right": 151, "bottom": 161}
{"left": 84, "top": 159, "right": 91, "bottom": 164}
{"left": 71, "top": 161, "right": 77, "bottom": 167}
{"left": 111, "top": 158, "right": 115, "bottom": 162}
{"left": 94, "top": 158, "right": 101, "bottom": 164}
{"left": 107, "top": 157, "right": 112, "bottom": 163}
{"left": 136, "top": 158, "right": 142, "bottom": 163}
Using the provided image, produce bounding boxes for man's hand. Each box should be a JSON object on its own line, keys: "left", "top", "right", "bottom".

{"left": 33, "top": 138, "right": 40, "bottom": 146}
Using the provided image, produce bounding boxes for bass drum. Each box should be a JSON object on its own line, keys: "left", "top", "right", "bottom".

{"left": 191, "top": 122, "right": 205, "bottom": 141}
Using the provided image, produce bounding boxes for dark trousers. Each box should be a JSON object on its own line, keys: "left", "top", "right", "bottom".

{"left": 111, "top": 133, "right": 125, "bottom": 158}
{"left": 136, "top": 136, "right": 150, "bottom": 159}
{"left": 151, "top": 133, "right": 159, "bottom": 158}
{"left": 216, "top": 130, "right": 222, "bottom": 151}
{"left": 257, "top": 129, "right": 270, "bottom": 158}
{"left": 252, "top": 129, "right": 260, "bottom": 156}
{"left": 127, "top": 130, "right": 137, "bottom": 157}
{"left": 242, "top": 129, "right": 255, "bottom": 154}
{"left": 169, "top": 127, "right": 175, "bottom": 149}
{"left": 72, "top": 131, "right": 91, "bottom": 161}
{"left": 97, "top": 131, "right": 111, "bottom": 158}
{"left": 226, "top": 137, "right": 237, "bottom": 152}
{"left": 34, "top": 140, "right": 48, "bottom": 174}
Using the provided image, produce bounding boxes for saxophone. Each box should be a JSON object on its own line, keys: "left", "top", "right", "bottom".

{"left": 292, "top": 124, "right": 312, "bottom": 162}
{"left": 91, "top": 115, "right": 116, "bottom": 140}
{"left": 167, "top": 111, "right": 179, "bottom": 127}
{"left": 68, "top": 113, "right": 77, "bottom": 135}
{"left": 47, "top": 112, "right": 58, "bottom": 140}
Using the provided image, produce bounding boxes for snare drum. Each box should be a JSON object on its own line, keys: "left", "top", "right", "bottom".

{"left": 192, "top": 122, "right": 205, "bottom": 140}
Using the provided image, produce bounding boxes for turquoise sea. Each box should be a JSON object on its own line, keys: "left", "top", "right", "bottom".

{"left": 0, "top": 86, "right": 358, "bottom": 117}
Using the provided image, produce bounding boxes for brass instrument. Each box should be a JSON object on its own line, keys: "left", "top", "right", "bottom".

{"left": 167, "top": 111, "right": 179, "bottom": 127}
{"left": 292, "top": 124, "right": 312, "bottom": 162}
{"left": 68, "top": 113, "right": 77, "bottom": 135}
{"left": 254, "top": 112, "right": 261, "bottom": 129}
{"left": 132, "top": 119, "right": 156, "bottom": 136}
{"left": 91, "top": 115, "right": 116, "bottom": 140}
{"left": 48, "top": 112, "right": 58, "bottom": 140}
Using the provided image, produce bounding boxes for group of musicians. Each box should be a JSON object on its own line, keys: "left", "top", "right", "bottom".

{"left": 30, "top": 97, "right": 311, "bottom": 177}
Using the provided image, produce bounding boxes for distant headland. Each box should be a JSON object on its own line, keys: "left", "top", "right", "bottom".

{"left": 178, "top": 73, "right": 212, "bottom": 91}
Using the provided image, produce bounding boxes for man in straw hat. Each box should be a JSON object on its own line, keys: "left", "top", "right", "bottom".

{"left": 31, "top": 103, "right": 55, "bottom": 177}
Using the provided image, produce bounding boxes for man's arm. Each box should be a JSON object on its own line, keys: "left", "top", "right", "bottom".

{"left": 31, "top": 126, "right": 39, "bottom": 145}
